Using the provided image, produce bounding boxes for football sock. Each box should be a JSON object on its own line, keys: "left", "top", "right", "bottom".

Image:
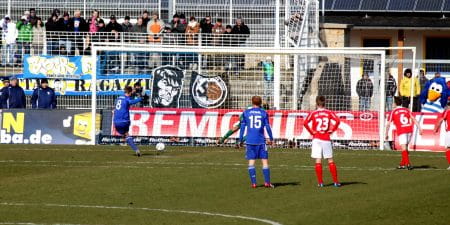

{"left": 315, "top": 163, "right": 323, "bottom": 184}
{"left": 402, "top": 151, "right": 410, "bottom": 165}
{"left": 328, "top": 162, "right": 339, "bottom": 183}
{"left": 126, "top": 137, "right": 138, "bottom": 152}
{"left": 446, "top": 150, "right": 450, "bottom": 164}
{"left": 262, "top": 166, "right": 270, "bottom": 184}
{"left": 248, "top": 166, "right": 257, "bottom": 184}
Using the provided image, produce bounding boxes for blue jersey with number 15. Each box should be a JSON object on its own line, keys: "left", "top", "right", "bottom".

{"left": 239, "top": 107, "right": 273, "bottom": 145}
{"left": 113, "top": 95, "right": 142, "bottom": 123}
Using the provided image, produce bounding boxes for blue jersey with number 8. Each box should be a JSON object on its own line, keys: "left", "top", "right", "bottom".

{"left": 113, "top": 95, "right": 142, "bottom": 123}
{"left": 239, "top": 107, "right": 273, "bottom": 145}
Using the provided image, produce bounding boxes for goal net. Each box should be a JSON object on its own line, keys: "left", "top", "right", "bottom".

{"left": 89, "top": 43, "right": 387, "bottom": 149}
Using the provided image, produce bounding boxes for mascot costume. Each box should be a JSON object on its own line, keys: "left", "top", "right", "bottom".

{"left": 420, "top": 77, "right": 448, "bottom": 113}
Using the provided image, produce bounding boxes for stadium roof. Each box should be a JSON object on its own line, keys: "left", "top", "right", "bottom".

{"left": 322, "top": 0, "right": 450, "bottom": 13}
{"left": 324, "top": 15, "right": 450, "bottom": 28}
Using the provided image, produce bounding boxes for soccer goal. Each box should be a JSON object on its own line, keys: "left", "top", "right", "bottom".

{"left": 89, "top": 43, "right": 389, "bottom": 149}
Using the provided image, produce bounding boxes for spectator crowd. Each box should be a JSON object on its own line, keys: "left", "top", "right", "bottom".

{"left": 0, "top": 9, "right": 251, "bottom": 69}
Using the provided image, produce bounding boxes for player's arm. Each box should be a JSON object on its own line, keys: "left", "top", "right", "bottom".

{"left": 303, "top": 113, "right": 316, "bottom": 135}
{"left": 264, "top": 113, "right": 274, "bottom": 145}
{"left": 435, "top": 110, "right": 447, "bottom": 133}
{"left": 410, "top": 112, "right": 423, "bottom": 135}
{"left": 385, "top": 112, "right": 393, "bottom": 140}
{"left": 329, "top": 112, "right": 341, "bottom": 133}
{"left": 238, "top": 112, "right": 247, "bottom": 143}
{"left": 128, "top": 97, "right": 142, "bottom": 105}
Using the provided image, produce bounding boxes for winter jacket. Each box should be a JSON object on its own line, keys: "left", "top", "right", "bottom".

{"left": 200, "top": 19, "right": 213, "bottom": 33}
{"left": 16, "top": 20, "right": 33, "bottom": 43}
{"left": 356, "top": 78, "right": 374, "bottom": 98}
{"left": 147, "top": 19, "right": 164, "bottom": 43}
{"left": 131, "top": 24, "right": 147, "bottom": 44}
{"left": 170, "top": 21, "right": 186, "bottom": 33}
{"left": 121, "top": 22, "right": 133, "bottom": 33}
{"left": 105, "top": 22, "right": 123, "bottom": 32}
{"left": 231, "top": 24, "right": 250, "bottom": 46}
{"left": 386, "top": 75, "right": 397, "bottom": 97}
{"left": 1, "top": 85, "right": 26, "bottom": 108}
{"left": 0, "top": 86, "right": 7, "bottom": 108}
{"left": 1, "top": 21, "right": 17, "bottom": 44}
{"left": 31, "top": 87, "right": 57, "bottom": 109}
{"left": 211, "top": 24, "right": 225, "bottom": 46}
{"left": 88, "top": 16, "right": 100, "bottom": 33}
{"left": 32, "top": 26, "right": 45, "bottom": 46}
{"left": 186, "top": 21, "right": 200, "bottom": 45}
{"left": 71, "top": 17, "right": 88, "bottom": 33}
{"left": 419, "top": 75, "right": 428, "bottom": 93}
{"left": 399, "top": 76, "right": 420, "bottom": 97}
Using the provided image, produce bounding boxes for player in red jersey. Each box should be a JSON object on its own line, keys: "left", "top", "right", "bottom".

{"left": 304, "top": 96, "right": 341, "bottom": 187}
{"left": 385, "top": 96, "right": 422, "bottom": 170}
{"left": 434, "top": 105, "right": 450, "bottom": 170}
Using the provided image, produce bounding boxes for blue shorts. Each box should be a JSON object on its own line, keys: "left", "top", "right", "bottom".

{"left": 114, "top": 121, "right": 130, "bottom": 135}
{"left": 245, "top": 144, "right": 268, "bottom": 160}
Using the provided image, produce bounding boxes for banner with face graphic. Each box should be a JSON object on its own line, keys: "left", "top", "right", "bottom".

{"left": 190, "top": 72, "right": 228, "bottom": 108}
{"left": 150, "top": 66, "right": 185, "bottom": 108}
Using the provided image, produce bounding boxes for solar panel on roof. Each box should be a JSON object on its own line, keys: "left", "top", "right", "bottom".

{"left": 319, "top": 0, "right": 334, "bottom": 10}
{"left": 415, "top": 0, "right": 443, "bottom": 11}
{"left": 388, "top": 0, "right": 416, "bottom": 11}
{"left": 333, "top": 0, "right": 361, "bottom": 10}
{"left": 360, "top": 0, "right": 388, "bottom": 11}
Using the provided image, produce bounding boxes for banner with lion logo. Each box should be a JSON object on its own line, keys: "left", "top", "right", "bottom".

{"left": 190, "top": 72, "right": 228, "bottom": 108}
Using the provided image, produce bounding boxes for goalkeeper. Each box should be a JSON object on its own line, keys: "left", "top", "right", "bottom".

{"left": 218, "top": 103, "right": 269, "bottom": 145}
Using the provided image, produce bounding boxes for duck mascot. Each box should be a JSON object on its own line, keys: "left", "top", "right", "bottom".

{"left": 420, "top": 77, "right": 448, "bottom": 113}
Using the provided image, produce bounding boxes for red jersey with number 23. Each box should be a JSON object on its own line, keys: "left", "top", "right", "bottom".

{"left": 389, "top": 107, "right": 414, "bottom": 135}
{"left": 304, "top": 108, "right": 340, "bottom": 141}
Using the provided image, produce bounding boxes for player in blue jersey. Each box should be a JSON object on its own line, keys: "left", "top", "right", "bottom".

{"left": 239, "top": 96, "right": 274, "bottom": 188}
{"left": 114, "top": 86, "right": 142, "bottom": 157}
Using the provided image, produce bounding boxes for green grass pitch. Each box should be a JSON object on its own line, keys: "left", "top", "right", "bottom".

{"left": 0, "top": 145, "right": 449, "bottom": 225}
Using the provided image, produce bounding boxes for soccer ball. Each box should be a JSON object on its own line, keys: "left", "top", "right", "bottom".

{"left": 156, "top": 142, "right": 165, "bottom": 151}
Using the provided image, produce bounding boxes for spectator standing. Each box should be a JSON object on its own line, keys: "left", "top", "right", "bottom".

{"left": 418, "top": 69, "right": 428, "bottom": 92}
{"left": 171, "top": 14, "right": 186, "bottom": 44}
{"left": 356, "top": 72, "right": 374, "bottom": 111}
{"left": 105, "top": 15, "right": 122, "bottom": 73}
{"left": 29, "top": 8, "right": 40, "bottom": 26}
{"left": 105, "top": 15, "right": 122, "bottom": 32}
{"left": 71, "top": 10, "right": 88, "bottom": 55}
{"left": 45, "top": 9, "right": 61, "bottom": 55}
{"left": 147, "top": 12, "right": 164, "bottom": 68}
{"left": 121, "top": 16, "right": 133, "bottom": 32}
{"left": 131, "top": 17, "right": 148, "bottom": 73}
{"left": 386, "top": 73, "right": 397, "bottom": 111}
{"left": 1, "top": 15, "right": 17, "bottom": 67}
{"left": 200, "top": 16, "right": 213, "bottom": 46}
{"left": 32, "top": 18, "right": 45, "bottom": 55}
{"left": 185, "top": 16, "right": 200, "bottom": 46}
{"left": 161, "top": 26, "right": 175, "bottom": 65}
{"left": 87, "top": 10, "right": 100, "bottom": 34}
{"left": 57, "top": 12, "right": 73, "bottom": 55}
{"left": 232, "top": 18, "right": 250, "bottom": 71}
{"left": 31, "top": 78, "right": 56, "bottom": 109}
{"left": 16, "top": 15, "right": 33, "bottom": 65}
{"left": 0, "top": 78, "right": 10, "bottom": 108}
{"left": 1, "top": 77, "right": 26, "bottom": 109}
{"left": 211, "top": 19, "right": 225, "bottom": 70}
{"left": 399, "top": 68, "right": 420, "bottom": 110}
{"left": 142, "top": 10, "right": 150, "bottom": 27}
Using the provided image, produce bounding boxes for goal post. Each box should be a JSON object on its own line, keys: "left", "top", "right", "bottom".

{"left": 90, "top": 43, "right": 387, "bottom": 149}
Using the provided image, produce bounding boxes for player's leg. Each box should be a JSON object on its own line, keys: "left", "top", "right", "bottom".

{"left": 323, "top": 141, "right": 340, "bottom": 187}
{"left": 398, "top": 134, "right": 412, "bottom": 170}
{"left": 260, "top": 145, "right": 273, "bottom": 188}
{"left": 311, "top": 139, "right": 324, "bottom": 187}
{"left": 124, "top": 132, "right": 141, "bottom": 157}
{"left": 246, "top": 145, "right": 257, "bottom": 188}
{"left": 445, "top": 131, "right": 450, "bottom": 169}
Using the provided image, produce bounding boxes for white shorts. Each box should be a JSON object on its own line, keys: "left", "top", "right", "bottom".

{"left": 311, "top": 139, "right": 333, "bottom": 159}
{"left": 446, "top": 131, "right": 450, "bottom": 147}
{"left": 398, "top": 133, "right": 412, "bottom": 145}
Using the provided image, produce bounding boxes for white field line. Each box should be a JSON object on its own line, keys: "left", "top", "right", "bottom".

{"left": 0, "top": 148, "right": 445, "bottom": 158}
{"left": 0, "top": 223, "right": 89, "bottom": 225}
{"left": 0, "top": 202, "right": 283, "bottom": 225}
{"left": 0, "top": 160, "right": 447, "bottom": 171}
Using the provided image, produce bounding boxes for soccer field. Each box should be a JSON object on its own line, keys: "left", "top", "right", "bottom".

{"left": 0, "top": 145, "right": 449, "bottom": 225}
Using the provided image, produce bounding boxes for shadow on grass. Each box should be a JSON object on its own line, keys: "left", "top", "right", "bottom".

{"left": 411, "top": 165, "right": 437, "bottom": 170}
{"left": 270, "top": 182, "right": 301, "bottom": 187}
{"left": 324, "top": 182, "right": 367, "bottom": 187}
